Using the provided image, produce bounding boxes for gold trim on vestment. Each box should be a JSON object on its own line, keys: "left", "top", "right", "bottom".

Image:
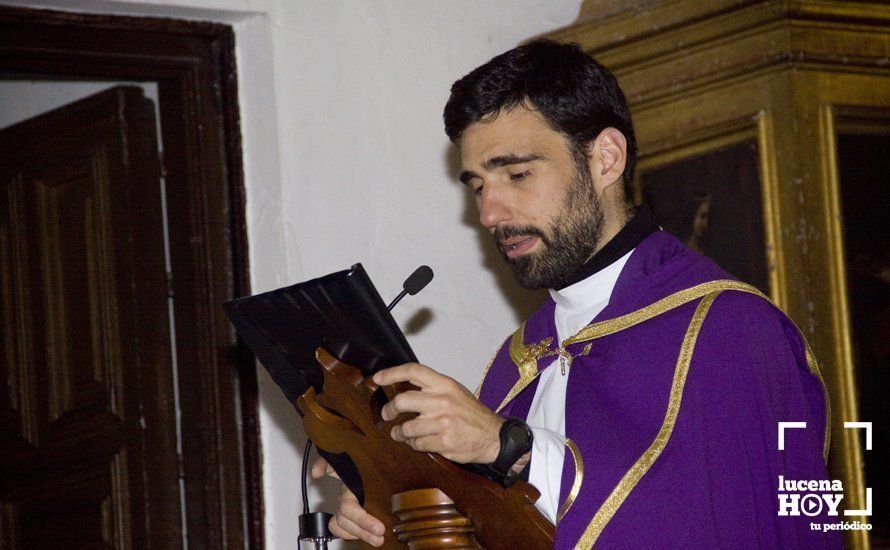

{"left": 495, "top": 323, "right": 555, "bottom": 413}
{"left": 557, "top": 439, "right": 584, "bottom": 524}
{"left": 474, "top": 347, "right": 500, "bottom": 399}
{"left": 493, "top": 281, "right": 769, "bottom": 415}
{"left": 574, "top": 291, "right": 722, "bottom": 549}
{"left": 563, "top": 280, "right": 767, "bottom": 347}
{"left": 509, "top": 321, "right": 528, "bottom": 367}
{"left": 484, "top": 280, "right": 831, "bottom": 456}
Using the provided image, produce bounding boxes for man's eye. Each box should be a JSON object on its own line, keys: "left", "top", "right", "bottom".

{"left": 510, "top": 171, "right": 531, "bottom": 181}
{"left": 473, "top": 185, "right": 483, "bottom": 197}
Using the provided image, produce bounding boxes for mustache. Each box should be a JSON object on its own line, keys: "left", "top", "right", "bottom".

{"left": 492, "top": 225, "right": 549, "bottom": 247}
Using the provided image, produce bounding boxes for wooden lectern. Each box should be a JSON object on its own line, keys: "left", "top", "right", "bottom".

{"left": 298, "top": 348, "right": 554, "bottom": 549}
{"left": 221, "top": 264, "right": 553, "bottom": 548}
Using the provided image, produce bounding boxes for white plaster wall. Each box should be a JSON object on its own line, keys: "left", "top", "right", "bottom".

{"left": 4, "top": 1, "right": 582, "bottom": 547}
{"left": 258, "top": 6, "right": 583, "bottom": 546}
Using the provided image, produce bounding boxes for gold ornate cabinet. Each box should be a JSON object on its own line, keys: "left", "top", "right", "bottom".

{"left": 546, "top": 2, "right": 890, "bottom": 548}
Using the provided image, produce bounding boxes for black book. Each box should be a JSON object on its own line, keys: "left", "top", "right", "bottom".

{"left": 223, "top": 263, "right": 416, "bottom": 401}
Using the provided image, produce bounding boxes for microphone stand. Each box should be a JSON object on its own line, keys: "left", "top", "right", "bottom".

{"left": 298, "top": 440, "right": 335, "bottom": 549}
{"left": 387, "top": 288, "right": 408, "bottom": 311}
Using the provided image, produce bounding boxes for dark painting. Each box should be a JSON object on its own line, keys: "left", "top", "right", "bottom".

{"left": 640, "top": 140, "right": 769, "bottom": 294}
{"left": 838, "top": 131, "right": 890, "bottom": 547}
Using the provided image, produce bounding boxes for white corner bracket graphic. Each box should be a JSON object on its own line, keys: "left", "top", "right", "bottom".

{"left": 845, "top": 488, "right": 873, "bottom": 516}
{"left": 844, "top": 422, "right": 873, "bottom": 517}
{"left": 778, "top": 421, "right": 807, "bottom": 450}
{"left": 844, "top": 421, "right": 873, "bottom": 451}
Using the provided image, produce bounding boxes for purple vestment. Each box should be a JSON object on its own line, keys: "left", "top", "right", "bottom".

{"left": 477, "top": 231, "right": 842, "bottom": 549}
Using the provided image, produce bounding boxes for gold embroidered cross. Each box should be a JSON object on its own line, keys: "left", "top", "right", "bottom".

{"left": 518, "top": 338, "right": 594, "bottom": 376}
{"left": 516, "top": 337, "right": 556, "bottom": 380}
{"left": 519, "top": 337, "right": 556, "bottom": 364}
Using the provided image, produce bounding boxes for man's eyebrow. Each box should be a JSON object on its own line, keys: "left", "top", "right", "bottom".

{"left": 458, "top": 153, "right": 545, "bottom": 185}
{"left": 484, "top": 153, "right": 544, "bottom": 170}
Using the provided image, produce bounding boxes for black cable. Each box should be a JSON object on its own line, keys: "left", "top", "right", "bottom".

{"left": 299, "top": 439, "right": 335, "bottom": 546}
{"left": 302, "top": 439, "right": 312, "bottom": 515}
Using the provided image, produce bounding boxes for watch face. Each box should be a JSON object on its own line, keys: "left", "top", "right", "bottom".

{"left": 508, "top": 423, "right": 530, "bottom": 446}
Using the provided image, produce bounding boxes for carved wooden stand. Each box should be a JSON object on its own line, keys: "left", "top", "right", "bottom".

{"left": 296, "top": 348, "right": 554, "bottom": 549}
{"left": 392, "top": 488, "right": 480, "bottom": 549}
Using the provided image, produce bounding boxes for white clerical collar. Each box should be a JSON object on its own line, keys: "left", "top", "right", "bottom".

{"left": 548, "top": 249, "right": 634, "bottom": 311}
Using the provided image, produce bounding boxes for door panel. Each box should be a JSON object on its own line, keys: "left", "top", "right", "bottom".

{"left": 0, "top": 86, "right": 180, "bottom": 548}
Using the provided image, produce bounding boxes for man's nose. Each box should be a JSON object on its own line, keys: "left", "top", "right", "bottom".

{"left": 478, "top": 185, "right": 512, "bottom": 229}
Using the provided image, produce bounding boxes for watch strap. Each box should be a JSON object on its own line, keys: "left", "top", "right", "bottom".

{"left": 489, "top": 417, "right": 533, "bottom": 485}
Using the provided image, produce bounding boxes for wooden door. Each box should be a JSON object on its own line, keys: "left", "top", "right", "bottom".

{"left": 0, "top": 86, "right": 181, "bottom": 548}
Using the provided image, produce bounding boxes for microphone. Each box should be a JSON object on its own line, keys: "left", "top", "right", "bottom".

{"left": 387, "top": 265, "right": 434, "bottom": 311}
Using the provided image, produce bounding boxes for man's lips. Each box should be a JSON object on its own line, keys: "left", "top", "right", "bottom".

{"left": 500, "top": 236, "right": 539, "bottom": 259}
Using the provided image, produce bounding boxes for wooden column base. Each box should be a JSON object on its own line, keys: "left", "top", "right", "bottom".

{"left": 391, "top": 488, "right": 481, "bottom": 549}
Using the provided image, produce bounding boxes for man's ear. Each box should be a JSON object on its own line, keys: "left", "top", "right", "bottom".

{"left": 588, "top": 127, "right": 627, "bottom": 191}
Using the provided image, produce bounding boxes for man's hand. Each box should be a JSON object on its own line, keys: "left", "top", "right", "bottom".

{"left": 310, "top": 457, "right": 385, "bottom": 547}
{"left": 373, "top": 363, "right": 504, "bottom": 464}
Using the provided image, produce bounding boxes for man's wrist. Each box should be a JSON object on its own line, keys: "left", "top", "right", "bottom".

{"left": 488, "top": 417, "right": 534, "bottom": 485}
{"left": 509, "top": 452, "right": 531, "bottom": 475}
{"left": 481, "top": 417, "right": 506, "bottom": 464}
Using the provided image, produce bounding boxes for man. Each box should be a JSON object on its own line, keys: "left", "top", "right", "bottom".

{"left": 313, "top": 40, "right": 839, "bottom": 548}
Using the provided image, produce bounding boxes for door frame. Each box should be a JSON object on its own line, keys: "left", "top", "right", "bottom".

{"left": 0, "top": 6, "right": 261, "bottom": 547}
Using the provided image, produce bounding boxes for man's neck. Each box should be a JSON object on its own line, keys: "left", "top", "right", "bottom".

{"left": 593, "top": 202, "right": 634, "bottom": 256}
{"left": 553, "top": 204, "right": 659, "bottom": 290}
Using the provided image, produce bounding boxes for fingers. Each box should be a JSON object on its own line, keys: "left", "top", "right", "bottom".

{"left": 381, "top": 390, "right": 449, "bottom": 421}
{"left": 397, "top": 434, "right": 440, "bottom": 454}
{"left": 391, "top": 416, "right": 451, "bottom": 443}
{"left": 373, "top": 362, "right": 446, "bottom": 389}
{"left": 329, "top": 486, "right": 386, "bottom": 546}
{"left": 330, "top": 511, "right": 384, "bottom": 546}
{"left": 309, "top": 456, "right": 338, "bottom": 480}
{"left": 392, "top": 434, "right": 440, "bottom": 458}
{"left": 391, "top": 420, "right": 452, "bottom": 454}
{"left": 310, "top": 456, "right": 327, "bottom": 479}
{"left": 374, "top": 362, "right": 502, "bottom": 463}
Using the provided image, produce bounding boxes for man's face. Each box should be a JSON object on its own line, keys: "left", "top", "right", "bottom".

{"left": 458, "top": 106, "right": 604, "bottom": 289}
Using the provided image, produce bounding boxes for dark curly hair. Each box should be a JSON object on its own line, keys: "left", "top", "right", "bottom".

{"left": 443, "top": 39, "right": 637, "bottom": 200}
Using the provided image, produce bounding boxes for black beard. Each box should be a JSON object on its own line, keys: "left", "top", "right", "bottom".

{"left": 494, "top": 156, "right": 604, "bottom": 289}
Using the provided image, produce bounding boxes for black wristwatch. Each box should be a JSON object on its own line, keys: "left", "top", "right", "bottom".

{"left": 488, "top": 417, "right": 534, "bottom": 486}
